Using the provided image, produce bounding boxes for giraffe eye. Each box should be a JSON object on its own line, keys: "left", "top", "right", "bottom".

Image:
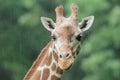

{"left": 51, "top": 35, "right": 57, "bottom": 40}
{"left": 76, "top": 35, "right": 82, "bottom": 41}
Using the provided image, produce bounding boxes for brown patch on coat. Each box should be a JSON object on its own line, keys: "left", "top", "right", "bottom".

{"left": 42, "top": 68, "right": 50, "bottom": 80}
{"left": 52, "top": 63, "right": 56, "bottom": 71}
{"left": 30, "top": 70, "right": 41, "bottom": 80}
{"left": 56, "top": 67, "right": 63, "bottom": 74}
{"left": 53, "top": 52, "right": 58, "bottom": 62}
{"left": 51, "top": 75, "right": 60, "bottom": 80}
{"left": 46, "top": 53, "right": 52, "bottom": 66}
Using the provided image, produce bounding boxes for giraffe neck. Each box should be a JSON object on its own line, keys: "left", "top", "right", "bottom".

{"left": 24, "top": 40, "right": 63, "bottom": 80}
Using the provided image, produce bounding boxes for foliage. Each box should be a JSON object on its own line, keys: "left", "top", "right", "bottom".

{"left": 0, "top": 0, "right": 120, "bottom": 80}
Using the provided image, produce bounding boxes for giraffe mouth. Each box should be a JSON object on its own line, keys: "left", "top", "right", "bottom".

{"left": 58, "top": 55, "right": 74, "bottom": 70}
{"left": 64, "top": 63, "right": 73, "bottom": 70}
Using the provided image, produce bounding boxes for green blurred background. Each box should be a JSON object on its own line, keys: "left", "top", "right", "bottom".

{"left": 0, "top": 0, "right": 120, "bottom": 80}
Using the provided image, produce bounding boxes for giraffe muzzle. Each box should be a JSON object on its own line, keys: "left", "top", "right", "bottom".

{"left": 58, "top": 56, "right": 74, "bottom": 70}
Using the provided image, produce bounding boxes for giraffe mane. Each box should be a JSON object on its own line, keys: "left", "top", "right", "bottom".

{"left": 23, "top": 40, "right": 54, "bottom": 80}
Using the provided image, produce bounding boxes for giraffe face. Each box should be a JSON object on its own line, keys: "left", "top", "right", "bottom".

{"left": 41, "top": 4, "right": 94, "bottom": 70}
{"left": 41, "top": 16, "right": 94, "bottom": 70}
{"left": 51, "top": 23, "right": 81, "bottom": 70}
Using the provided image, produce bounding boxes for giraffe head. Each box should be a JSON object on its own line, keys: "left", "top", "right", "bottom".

{"left": 41, "top": 4, "right": 94, "bottom": 70}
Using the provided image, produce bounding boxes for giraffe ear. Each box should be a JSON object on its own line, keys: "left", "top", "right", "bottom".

{"left": 79, "top": 16, "right": 94, "bottom": 32}
{"left": 41, "top": 17, "right": 55, "bottom": 32}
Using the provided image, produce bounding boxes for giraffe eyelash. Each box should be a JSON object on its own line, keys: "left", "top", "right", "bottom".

{"left": 51, "top": 35, "right": 57, "bottom": 40}
{"left": 76, "top": 34, "right": 82, "bottom": 41}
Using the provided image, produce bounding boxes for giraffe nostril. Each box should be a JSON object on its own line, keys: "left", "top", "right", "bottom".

{"left": 66, "top": 53, "right": 70, "bottom": 58}
{"left": 59, "top": 53, "right": 70, "bottom": 58}
{"left": 59, "top": 54, "right": 62, "bottom": 58}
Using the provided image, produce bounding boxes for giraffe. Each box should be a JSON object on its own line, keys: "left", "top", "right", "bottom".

{"left": 23, "top": 4, "right": 94, "bottom": 80}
